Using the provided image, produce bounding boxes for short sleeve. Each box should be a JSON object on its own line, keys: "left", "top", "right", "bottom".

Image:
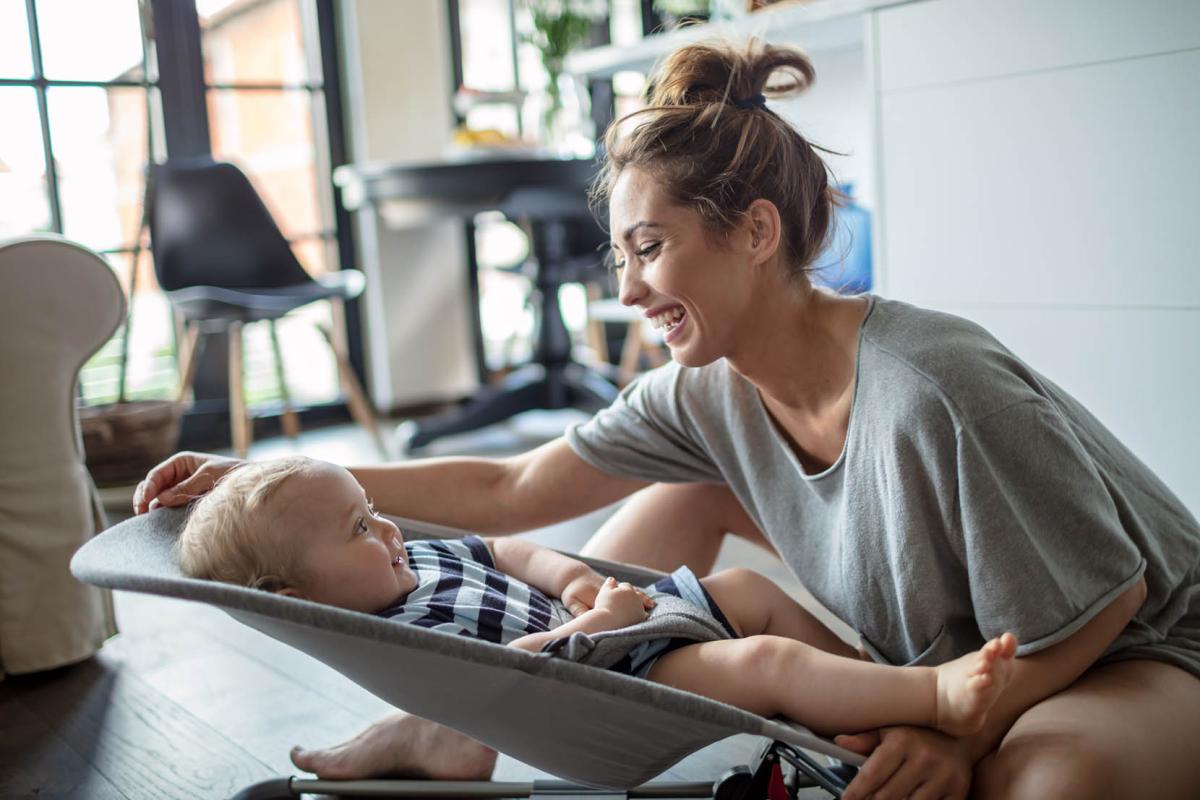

{"left": 565, "top": 364, "right": 724, "bottom": 484}
{"left": 955, "top": 399, "right": 1146, "bottom": 656}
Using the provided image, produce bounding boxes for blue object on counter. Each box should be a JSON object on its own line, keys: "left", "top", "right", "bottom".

{"left": 811, "top": 183, "right": 872, "bottom": 294}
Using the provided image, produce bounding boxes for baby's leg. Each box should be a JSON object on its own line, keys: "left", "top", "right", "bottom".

{"left": 646, "top": 633, "right": 1018, "bottom": 737}
{"left": 700, "top": 568, "right": 859, "bottom": 659}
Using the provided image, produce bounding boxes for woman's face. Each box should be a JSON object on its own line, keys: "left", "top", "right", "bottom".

{"left": 609, "top": 166, "right": 754, "bottom": 368}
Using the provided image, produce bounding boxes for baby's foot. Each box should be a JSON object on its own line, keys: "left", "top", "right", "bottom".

{"left": 934, "top": 633, "right": 1018, "bottom": 736}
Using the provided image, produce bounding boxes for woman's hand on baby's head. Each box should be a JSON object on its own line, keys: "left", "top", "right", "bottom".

{"left": 594, "top": 577, "right": 654, "bottom": 628}
{"left": 133, "top": 451, "right": 243, "bottom": 514}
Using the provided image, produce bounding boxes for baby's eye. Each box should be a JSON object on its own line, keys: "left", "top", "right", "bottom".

{"left": 367, "top": 500, "right": 380, "bottom": 518}
{"left": 355, "top": 516, "right": 369, "bottom": 535}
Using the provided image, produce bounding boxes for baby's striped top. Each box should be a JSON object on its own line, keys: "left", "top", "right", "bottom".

{"left": 379, "top": 536, "right": 571, "bottom": 644}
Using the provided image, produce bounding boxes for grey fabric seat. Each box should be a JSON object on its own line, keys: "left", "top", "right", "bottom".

{"left": 70, "top": 508, "right": 863, "bottom": 791}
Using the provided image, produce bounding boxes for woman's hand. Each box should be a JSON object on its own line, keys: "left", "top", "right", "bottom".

{"left": 593, "top": 577, "right": 654, "bottom": 629}
{"left": 560, "top": 570, "right": 606, "bottom": 616}
{"left": 132, "top": 451, "right": 243, "bottom": 514}
{"left": 836, "top": 726, "right": 974, "bottom": 800}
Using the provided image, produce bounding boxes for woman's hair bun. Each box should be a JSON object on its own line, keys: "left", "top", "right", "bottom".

{"left": 647, "top": 38, "right": 816, "bottom": 109}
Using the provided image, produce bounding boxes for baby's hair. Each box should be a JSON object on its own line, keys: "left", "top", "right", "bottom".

{"left": 590, "top": 37, "right": 844, "bottom": 282}
{"left": 178, "top": 455, "right": 312, "bottom": 592}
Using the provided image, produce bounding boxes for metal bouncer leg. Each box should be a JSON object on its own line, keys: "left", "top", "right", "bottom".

{"left": 230, "top": 742, "right": 857, "bottom": 800}
{"left": 712, "top": 740, "right": 856, "bottom": 800}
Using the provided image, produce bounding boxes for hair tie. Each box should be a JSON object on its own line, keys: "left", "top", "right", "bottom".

{"left": 734, "top": 94, "right": 767, "bottom": 110}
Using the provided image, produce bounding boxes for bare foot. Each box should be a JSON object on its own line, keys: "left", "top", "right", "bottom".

{"left": 290, "top": 712, "right": 497, "bottom": 780}
{"left": 934, "top": 633, "right": 1018, "bottom": 736}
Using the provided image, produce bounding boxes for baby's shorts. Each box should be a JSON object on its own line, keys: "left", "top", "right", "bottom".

{"left": 608, "top": 566, "right": 739, "bottom": 679}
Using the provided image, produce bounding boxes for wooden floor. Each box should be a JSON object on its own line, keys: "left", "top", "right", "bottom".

{"left": 2, "top": 413, "right": 843, "bottom": 799}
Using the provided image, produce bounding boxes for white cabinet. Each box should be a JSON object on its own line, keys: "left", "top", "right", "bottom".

{"left": 875, "top": 0, "right": 1200, "bottom": 512}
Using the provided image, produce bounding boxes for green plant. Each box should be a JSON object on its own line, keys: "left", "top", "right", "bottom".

{"left": 522, "top": 0, "right": 608, "bottom": 129}
{"left": 653, "top": 0, "right": 710, "bottom": 17}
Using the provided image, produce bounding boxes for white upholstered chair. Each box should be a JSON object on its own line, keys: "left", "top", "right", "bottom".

{"left": 0, "top": 235, "right": 121, "bottom": 677}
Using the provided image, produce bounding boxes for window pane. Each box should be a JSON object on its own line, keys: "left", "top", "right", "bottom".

{"left": 0, "top": 87, "right": 51, "bottom": 236}
{"left": 200, "top": 0, "right": 315, "bottom": 85}
{"left": 460, "top": 0, "right": 516, "bottom": 92}
{"left": 242, "top": 309, "right": 339, "bottom": 408}
{"left": 79, "top": 250, "right": 177, "bottom": 405}
{"left": 292, "top": 236, "right": 331, "bottom": 279}
{"left": 0, "top": 0, "right": 33, "bottom": 78}
{"left": 36, "top": 0, "right": 144, "bottom": 81}
{"left": 208, "top": 88, "right": 325, "bottom": 242}
{"left": 47, "top": 86, "right": 151, "bottom": 252}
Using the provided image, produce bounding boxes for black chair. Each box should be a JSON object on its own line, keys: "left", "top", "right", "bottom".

{"left": 150, "top": 158, "right": 380, "bottom": 457}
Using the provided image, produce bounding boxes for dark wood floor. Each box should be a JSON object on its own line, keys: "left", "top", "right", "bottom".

{"left": 2, "top": 417, "right": 839, "bottom": 799}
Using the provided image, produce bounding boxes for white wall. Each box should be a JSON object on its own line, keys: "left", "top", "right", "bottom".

{"left": 338, "top": 1, "right": 478, "bottom": 411}
{"left": 773, "top": 40, "right": 876, "bottom": 211}
{"left": 874, "top": 0, "right": 1200, "bottom": 513}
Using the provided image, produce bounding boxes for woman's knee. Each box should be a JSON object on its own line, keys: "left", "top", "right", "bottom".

{"left": 974, "top": 742, "right": 1118, "bottom": 800}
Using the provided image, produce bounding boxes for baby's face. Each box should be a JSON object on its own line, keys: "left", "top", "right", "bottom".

{"left": 274, "top": 461, "right": 418, "bottom": 613}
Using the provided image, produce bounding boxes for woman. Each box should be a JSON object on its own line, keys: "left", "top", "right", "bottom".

{"left": 136, "top": 40, "right": 1200, "bottom": 799}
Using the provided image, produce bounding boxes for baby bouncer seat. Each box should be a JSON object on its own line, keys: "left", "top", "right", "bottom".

{"left": 71, "top": 508, "right": 865, "bottom": 799}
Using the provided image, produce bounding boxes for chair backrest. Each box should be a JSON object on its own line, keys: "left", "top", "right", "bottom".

{"left": 149, "top": 158, "right": 313, "bottom": 292}
{"left": 0, "top": 235, "right": 122, "bottom": 675}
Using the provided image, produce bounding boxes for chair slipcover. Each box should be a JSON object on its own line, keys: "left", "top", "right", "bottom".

{"left": 0, "top": 235, "right": 121, "bottom": 677}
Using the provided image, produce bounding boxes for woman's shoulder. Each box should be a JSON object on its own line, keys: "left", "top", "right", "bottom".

{"left": 860, "top": 297, "right": 1052, "bottom": 428}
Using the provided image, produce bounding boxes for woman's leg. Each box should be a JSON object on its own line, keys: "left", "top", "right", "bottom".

{"left": 646, "top": 634, "right": 1017, "bottom": 738}
{"left": 581, "top": 482, "right": 773, "bottom": 573}
{"left": 702, "top": 567, "right": 860, "bottom": 659}
{"left": 973, "top": 659, "right": 1200, "bottom": 799}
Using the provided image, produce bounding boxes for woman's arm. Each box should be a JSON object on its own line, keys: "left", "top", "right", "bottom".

{"left": 956, "top": 575, "right": 1148, "bottom": 762}
{"left": 134, "top": 439, "right": 650, "bottom": 531}
{"left": 350, "top": 439, "right": 651, "bottom": 533}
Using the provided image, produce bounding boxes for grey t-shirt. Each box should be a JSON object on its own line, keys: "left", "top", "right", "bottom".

{"left": 566, "top": 296, "right": 1200, "bottom": 675}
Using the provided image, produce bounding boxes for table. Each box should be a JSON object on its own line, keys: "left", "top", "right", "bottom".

{"left": 333, "top": 155, "right": 618, "bottom": 450}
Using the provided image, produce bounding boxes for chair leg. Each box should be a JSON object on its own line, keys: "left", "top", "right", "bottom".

{"left": 585, "top": 282, "right": 611, "bottom": 364}
{"left": 324, "top": 298, "right": 386, "bottom": 456}
{"left": 176, "top": 322, "right": 202, "bottom": 403}
{"left": 268, "top": 320, "right": 301, "bottom": 439}
{"left": 618, "top": 320, "right": 644, "bottom": 386}
{"left": 228, "top": 321, "right": 251, "bottom": 458}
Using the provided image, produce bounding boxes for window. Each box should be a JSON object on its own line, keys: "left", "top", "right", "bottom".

{"left": 199, "top": 0, "right": 340, "bottom": 408}
{"left": 1, "top": 0, "right": 353, "bottom": 427}
{"left": 0, "top": 0, "right": 170, "bottom": 404}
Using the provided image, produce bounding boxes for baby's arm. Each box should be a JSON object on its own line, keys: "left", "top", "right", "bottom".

{"left": 484, "top": 536, "right": 605, "bottom": 614}
{"left": 508, "top": 578, "right": 649, "bottom": 653}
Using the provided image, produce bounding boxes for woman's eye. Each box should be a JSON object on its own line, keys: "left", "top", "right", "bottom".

{"left": 635, "top": 242, "right": 660, "bottom": 259}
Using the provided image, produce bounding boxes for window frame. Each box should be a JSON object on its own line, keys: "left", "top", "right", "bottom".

{"left": 1, "top": 0, "right": 364, "bottom": 444}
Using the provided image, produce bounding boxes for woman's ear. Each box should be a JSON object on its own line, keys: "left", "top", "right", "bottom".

{"left": 744, "top": 198, "right": 782, "bottom": 265}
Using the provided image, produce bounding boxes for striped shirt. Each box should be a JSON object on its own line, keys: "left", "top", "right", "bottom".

{"left": 379, "top": 536, "right": 572, "bottom": 644}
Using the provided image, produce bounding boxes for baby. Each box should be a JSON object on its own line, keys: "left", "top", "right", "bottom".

{"left": 179, "top": 455, "right": 1018, "bottom": 739}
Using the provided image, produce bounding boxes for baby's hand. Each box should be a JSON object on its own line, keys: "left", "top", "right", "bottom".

{"left": 560, "top": 570, "right": 606, "bottom": 617}
{"left": 594, "top": 577, "right": 654, "bottom": 629}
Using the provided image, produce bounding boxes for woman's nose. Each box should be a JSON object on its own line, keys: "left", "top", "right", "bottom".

{"left": 618, "top": 264, "right": 646, "bottom": 308}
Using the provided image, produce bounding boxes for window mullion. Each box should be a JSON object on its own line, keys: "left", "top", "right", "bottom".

{"left": 25, "top": 0, "right": 62, "bottom": 233}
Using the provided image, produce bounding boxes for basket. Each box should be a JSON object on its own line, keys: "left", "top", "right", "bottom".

{"left": 79, "top": 399, "right": 183, "bottom": 487}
